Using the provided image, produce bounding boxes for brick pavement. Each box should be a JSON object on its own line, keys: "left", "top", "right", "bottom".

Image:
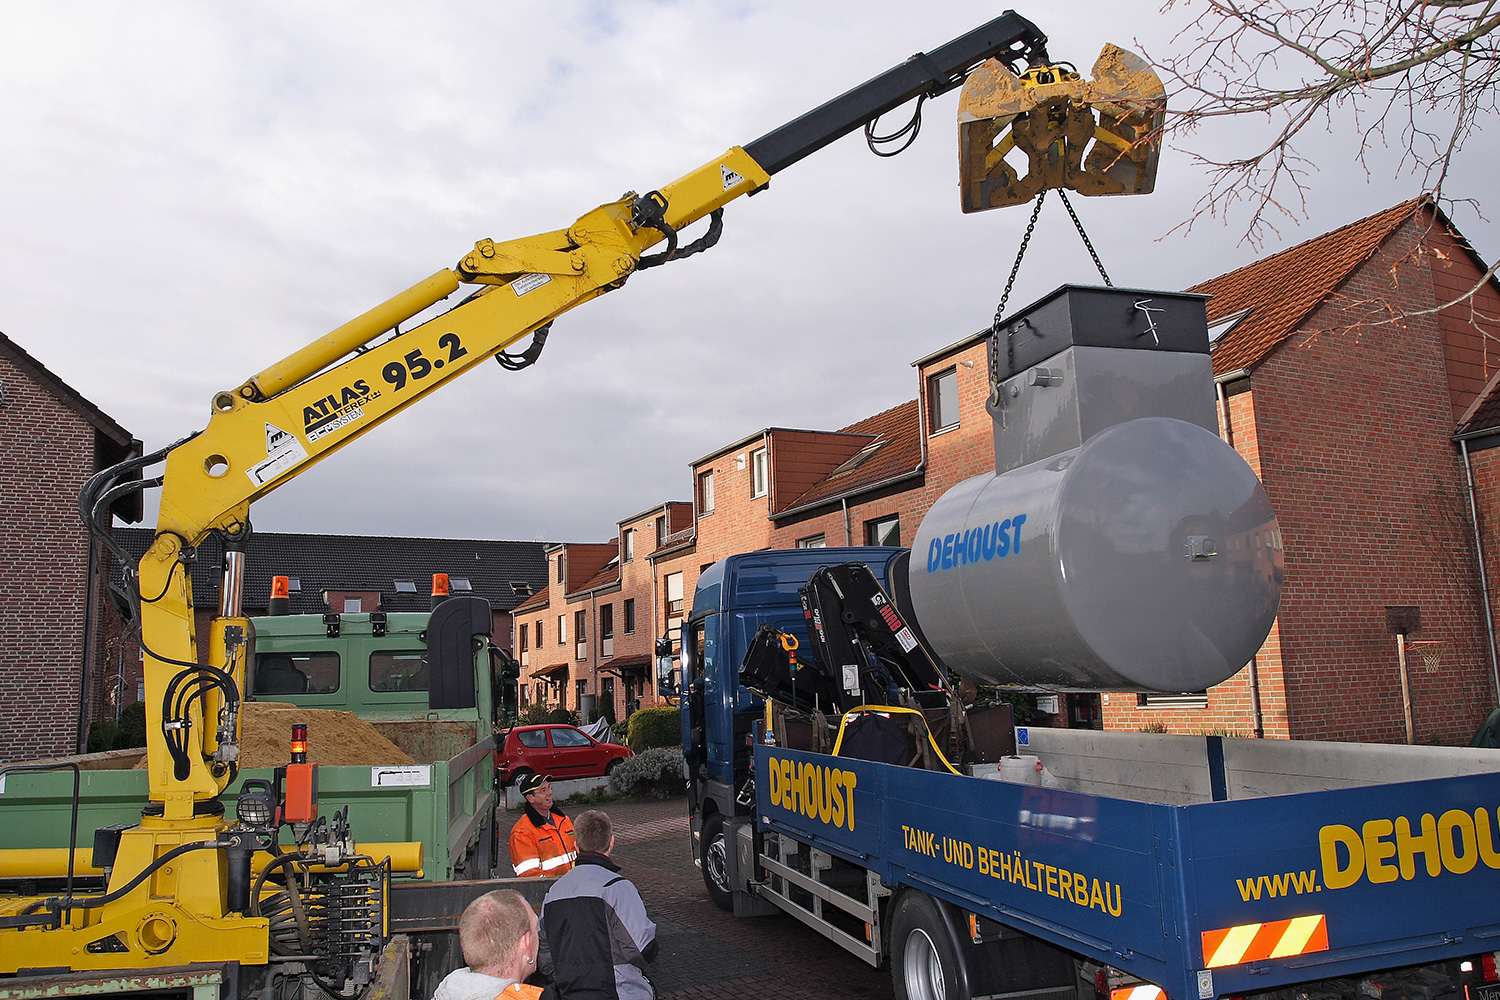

{"left": 500, "top": 794, "right": 895, "bottom": 1000}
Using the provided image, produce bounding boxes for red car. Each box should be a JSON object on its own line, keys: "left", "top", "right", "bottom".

{"left": 494, "top": 724, "right": 633, "bottom": 787}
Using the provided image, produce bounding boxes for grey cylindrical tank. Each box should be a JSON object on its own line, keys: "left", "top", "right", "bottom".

{"left": 908, "top": 416, "right": 1281, "bottom": 691}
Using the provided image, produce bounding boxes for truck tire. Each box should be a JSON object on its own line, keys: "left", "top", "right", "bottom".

{"left": 701, "top": 812, "right": 734, "bottom": 911}
{"left": 891, "top": 891, "right": 965, "bottom": 1000}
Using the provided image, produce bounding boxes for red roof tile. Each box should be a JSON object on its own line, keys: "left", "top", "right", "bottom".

{"left": 1190, "top": 199, "right": 1425, "bottom": 373}
{"left": 778, "top": 398, "right": 922, "bottom": 513}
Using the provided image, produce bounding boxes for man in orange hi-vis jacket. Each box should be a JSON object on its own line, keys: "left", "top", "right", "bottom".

{"left": 509, "top": 774, "right": 578, "bottom": 878}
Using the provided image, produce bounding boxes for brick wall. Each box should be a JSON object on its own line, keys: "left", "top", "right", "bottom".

{"left": 0, "top": 354, "right": 96, "bottom": 762}
{"left": 1245, "top": 220, "right": 1490, "bottom": 743}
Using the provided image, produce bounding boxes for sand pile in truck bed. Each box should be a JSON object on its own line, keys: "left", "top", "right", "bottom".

{"left": 136, "top": 702, "right": 414, "bottom": 768}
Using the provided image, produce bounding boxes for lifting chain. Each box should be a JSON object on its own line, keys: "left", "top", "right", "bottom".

{"left": 987, "top": 189, "right": 1114, "bottom": 409}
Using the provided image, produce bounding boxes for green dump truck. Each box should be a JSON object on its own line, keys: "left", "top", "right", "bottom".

{"left": 0, "top": 595, "right": 501, "bottom": 883}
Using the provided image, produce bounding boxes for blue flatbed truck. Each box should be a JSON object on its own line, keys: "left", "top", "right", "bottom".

{"left": 679, "top": 547, "right": 1500, "bottom": 1000}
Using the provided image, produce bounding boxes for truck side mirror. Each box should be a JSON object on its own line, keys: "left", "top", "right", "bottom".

{"left": 657, "top": 657, "right": 679, "bottom": 697}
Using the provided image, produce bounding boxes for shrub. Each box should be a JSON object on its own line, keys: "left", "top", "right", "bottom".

{"left": 610, "top": 719, "right": 630, "bottom": 746}
{"left": 608, "top": 748, "right": 686, "bottom": 798}
{"left": 117, "top": 702, "right": 147, "bottom": 748}
{"left": 519, "top": 702, "right": 551, "bottom": 725}
{"left": 626, "top": 706, "right": 680, "bottom": 753}
{"left": 87, "top": 719, "right": 121, "bottom": 754}
{"left": 546, "top": 707, "right": 580, "bottom": 727}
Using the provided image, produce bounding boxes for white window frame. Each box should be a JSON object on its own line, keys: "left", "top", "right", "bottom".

{"left": 698, "top": 470, "right": 715, "bottom": 515}
{"left": 751, "top": 447, "right": 768, "bottom": 498}
{"left": 928, "top": 367, "right": 959, "bottom": 433}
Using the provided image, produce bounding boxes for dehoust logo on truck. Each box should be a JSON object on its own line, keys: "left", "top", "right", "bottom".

{"left": 1319, "top": 806, "right": 1500, "bottom": 888}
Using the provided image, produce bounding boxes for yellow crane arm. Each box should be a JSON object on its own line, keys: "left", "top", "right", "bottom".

{"left": 135, "top": 149, "right": 768, "bottom": 810}
{"left": 127, "top": 10, "right": 1061, "bottom": 814}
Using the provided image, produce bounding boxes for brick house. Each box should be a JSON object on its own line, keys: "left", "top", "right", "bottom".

{"left": 528, "top": 198, "right": 1500, "bottom": 744}
{"left": 1100, "top": 198, "right": 1500, "bottom": 742}
{"left": 0, "top": 331, "right": 139, "bottom": 763}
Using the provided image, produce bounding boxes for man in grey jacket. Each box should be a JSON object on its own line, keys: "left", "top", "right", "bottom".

{"left": 538, "top": 810, "right": 658, "bottom": 1000}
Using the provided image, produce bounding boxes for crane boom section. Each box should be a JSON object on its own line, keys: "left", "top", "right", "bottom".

{"left": 139, "top": 149, "right": 770, "bottom": 807}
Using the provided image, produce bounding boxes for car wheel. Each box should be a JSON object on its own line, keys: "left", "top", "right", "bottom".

{"left": 606, "top": 757, "right": 624, "bottom": 776}
{"left": 890, "top": 890, "right": 965, "bottom": 1000}
{"left": 509, "top": 768, "right": 535, "bottom": 790}
{"left": 701, "top": 813, "right": 734, "bottom": 911}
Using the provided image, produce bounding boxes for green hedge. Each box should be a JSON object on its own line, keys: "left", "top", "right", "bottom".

{"left": 626, "top": 705, "right": 681, "bottom": 753}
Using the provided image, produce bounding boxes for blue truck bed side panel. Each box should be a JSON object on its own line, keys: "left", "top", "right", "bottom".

{"left": 756, "top": 745, "right": 1500, "bottom": 1000}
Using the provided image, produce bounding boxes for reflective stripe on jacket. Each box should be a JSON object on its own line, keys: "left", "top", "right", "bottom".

{"left": 510, "top": 806, "right": 577, "bottom": 878}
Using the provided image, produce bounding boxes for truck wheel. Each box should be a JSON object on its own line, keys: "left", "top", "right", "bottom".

{"left": 701, "top": 813, "right": 734, "bottom": 911}
{"left": 890, "top": 891, "right": 965, "bottom": 1000}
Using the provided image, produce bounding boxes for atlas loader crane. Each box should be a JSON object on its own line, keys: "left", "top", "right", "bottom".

{"left": 0, "top": 11, "right": 1166, "bottom": 996}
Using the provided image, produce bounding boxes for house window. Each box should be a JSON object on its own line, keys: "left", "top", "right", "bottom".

{"left": 558, "top": 614, "right": 566, "bottom": 644}
{"left": 510, "top": 580, "right": 532, "bottom": 597}
{"left": 285, "top": 578, "right": 301, "bottom": 593}
{"left": 928, "top": 367, "right": 959, "bottom": 432}
{"left": 343, "top": 598, "right": 362, "bottom": 613}
{"left": 600, "top": 604, "right": 614, "bottom": 640}
{"left": 1208, "top": 307, "right": 1253, "bottom": 346}
{"left": 519, "top": 624, "right": 529, "bottom": 652}
{"left": 394, "top": 580, "right": 417, "bottom": 593}
{"left": 575, "top": 609, "right": 587, "bottom": 642}
{"left": 751, "top": 447, "right": 767, "bottom": 497}
{"left": 519, "top": 685, "right": 529, "bottom": 708}
{"left": 602, "top": 677, "right": 615, "bottom": 719}
{"left": 1136, "top": 692, "right": 1210, "bottom": 709}
{"left": 556, "top": 554, "right": 565, "bottom": 584}
{"left": 450, "top": 577, "right": 472, "bottom": 591}
{"left": 698, "top": 470, "right": 715, "bottom": 515}
{"left": 665, "top": 572, "right": 684, "bottom": 618}
{"left": 655, "top": 515, "right": 667, "bottom": 546}
{"left": 798, "top": 534, "right": 827, "bottom": 549}
{"left": 622, "top": 529, "right": 634, "bottom": 563}
{"left": 866, "top": 515, "right": 901, "bottom": 547}
{"left": 624, "top": 598, "right": 636, "bottom": 635}
{"left": 535, "top": 620, "right": 543, "bottom": 646}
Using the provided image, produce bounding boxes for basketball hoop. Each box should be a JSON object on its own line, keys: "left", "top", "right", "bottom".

{"left": 1407, "top": 640, "right": 1448, "bottom": 674}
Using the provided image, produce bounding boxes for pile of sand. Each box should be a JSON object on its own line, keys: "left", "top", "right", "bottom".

{"left": 135, "top": 702, "right": 414, "bottom": 769}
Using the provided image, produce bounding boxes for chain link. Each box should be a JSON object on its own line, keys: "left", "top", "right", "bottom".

{"left": 1058, "top": 190, "right": 1111, "bottom": 287}
{"left": 989, "top": 191, "right": 1046, "bottom": 400}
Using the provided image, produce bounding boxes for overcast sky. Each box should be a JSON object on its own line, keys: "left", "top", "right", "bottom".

{"left": 3, "top": 2, "right": 1494, "bottom": 546}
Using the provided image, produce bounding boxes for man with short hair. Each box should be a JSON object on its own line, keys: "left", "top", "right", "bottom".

{"left": 510, "top": 773, "right": 578, "bottom": 878}
{"left": 431, "top": 889, "right": 542, "bottom": 1000}
{"left": 538, "top": 810, "right": 657, "bottom": 1000}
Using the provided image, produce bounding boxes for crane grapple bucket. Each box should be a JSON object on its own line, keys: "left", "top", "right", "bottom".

{"left": 957, "top": 44, "right": 1165, "bottom": 213}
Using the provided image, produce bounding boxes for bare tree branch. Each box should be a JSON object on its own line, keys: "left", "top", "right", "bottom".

{"left": 1145, "top": 0, "right": 1500, "bottom": 247}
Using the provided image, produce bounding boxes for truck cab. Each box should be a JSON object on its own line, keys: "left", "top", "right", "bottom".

{"left": 249, "top": 598, "right": 495, "bottom": 764}
{"left": 680, "top": 546, "right": 908, "bottom": 906}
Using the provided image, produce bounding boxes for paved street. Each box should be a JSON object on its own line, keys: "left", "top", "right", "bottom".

{"left": 501, "top": 795, "right": 895, "bottom": 1000}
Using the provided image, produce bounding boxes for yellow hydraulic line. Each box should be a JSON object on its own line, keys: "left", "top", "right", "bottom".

{"left": 242, "top": 269, "right": 462, "bottom": 400}
{"left": 0, "top": 841, "right": 423, "bottom": 880}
